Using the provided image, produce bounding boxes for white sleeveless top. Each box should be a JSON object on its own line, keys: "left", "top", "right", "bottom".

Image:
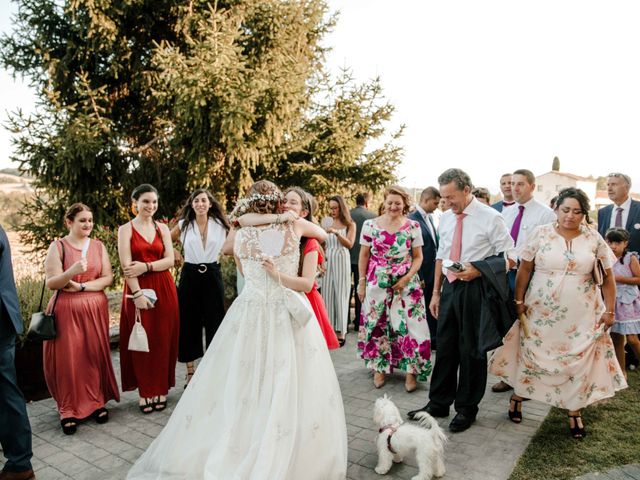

{"left": 178, "top": 218, "right": 226, "bottom": 264}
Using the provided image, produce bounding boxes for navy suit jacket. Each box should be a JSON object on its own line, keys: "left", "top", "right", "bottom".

{"left": 598, "top": 200, "right": 640, "bottom": 253}
{"left": 0, "top": 225, "right": 23, "bottom": 335}
{"left": 491, "top": 200, "right": 508, "bottom": 212}
{"left": 408, "top": 211, "right": 438, "bottom": 288}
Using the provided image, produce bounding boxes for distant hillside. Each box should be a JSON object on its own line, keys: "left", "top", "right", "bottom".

{"left": 0, "top": 168, "right": 32, "bottom": 179}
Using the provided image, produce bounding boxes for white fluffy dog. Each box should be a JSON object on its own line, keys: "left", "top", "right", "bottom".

{"left": 372, "top": 395, "right": 447, "bottom": 480}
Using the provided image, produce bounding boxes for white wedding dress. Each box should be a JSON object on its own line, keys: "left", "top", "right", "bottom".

{"left": 127, "top": 223, "right": 348, "bottom": 480}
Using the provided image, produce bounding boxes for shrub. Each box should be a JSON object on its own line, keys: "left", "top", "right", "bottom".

{"left": 220, "top": 255, "right": 238, "bottom": 302}
{"left": 15, "top": 275, "right": 54, "bottom": 346}
{"left": 92, "top": 224, "right": 123, "bottom": 288}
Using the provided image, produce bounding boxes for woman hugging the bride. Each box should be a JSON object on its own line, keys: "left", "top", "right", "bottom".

{"left": 127, "top": 180, "right": 348, "bottom": 480}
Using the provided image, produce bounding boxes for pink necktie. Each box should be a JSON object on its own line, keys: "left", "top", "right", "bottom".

{"left": 615, "top": 207, "right": 623, "bottom": 228}
{"left": 446, "top": 213, "right": 466, "bottom": 283}
{"left": 510, "top": 205, "right": 525, "bottom": 244}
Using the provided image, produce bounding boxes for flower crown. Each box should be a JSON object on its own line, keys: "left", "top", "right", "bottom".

{"left": 228, "top": 191, "right": 283, "bottom": 223}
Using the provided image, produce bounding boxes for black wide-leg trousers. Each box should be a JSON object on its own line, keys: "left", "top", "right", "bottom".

{"left": 177, "top": 262, "right": 225, "bottom": 363}
{"left": 428, "top": 278, "right": 487, "bottom": 418}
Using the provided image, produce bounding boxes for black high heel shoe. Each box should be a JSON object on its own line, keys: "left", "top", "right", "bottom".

{"left": 139, "top": 397, "right": 155, "bottom": 414}
{"left": 184, "top": 364, "right": 195, "bottom": 389}
{"left": 93, "top": 407, "right": 109, "bottom": 424}
{"left": 508, "top": 396, "right": 523, "bottom": 423}
{"left": 61, "top": 418, "right": 78, "bottom": 435}
{"left": 154, "top": 396, "right": 168, "bottom": 411}
{"left": 568, "top": 414, "right": 586, "bottom": 439}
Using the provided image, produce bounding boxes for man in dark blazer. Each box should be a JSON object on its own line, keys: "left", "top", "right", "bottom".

{"left": 490, "top": 173, "right": 515, "bottom": 212}
{"left": 598, "top": 172, "right": 640, "bottom": 369}
{"left": 409, "top": 187, "right": 441, "bottom": 350}
{"left": 598, "top": 173, "right": 640, "bottom": 252}
{"left": 349, "top": 193, "right": 376, "bottom": 332}
{"left": 0, "top": 225, "right": 34, "bottom": 480}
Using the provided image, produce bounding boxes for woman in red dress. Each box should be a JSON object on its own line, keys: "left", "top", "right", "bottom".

{"left": 118, "top": 184, "right": 179, "bottom": 414}
{"left": 43, "top": 203, "right": 119, "bottom": 434}
{"left": 238, "top": 187, "right": 339, "bottom": 350}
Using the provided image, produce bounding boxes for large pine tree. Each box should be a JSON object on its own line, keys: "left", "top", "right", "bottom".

{"left": 2, "top": 0, "right": 401, "bottom": 249}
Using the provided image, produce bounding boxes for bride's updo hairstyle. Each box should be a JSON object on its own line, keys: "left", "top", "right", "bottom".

{"left": 245, "top": 180, "right": 283, "bottom": 214}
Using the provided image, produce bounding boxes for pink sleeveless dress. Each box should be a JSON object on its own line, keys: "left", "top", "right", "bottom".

{"left": 44, "top": 238, "right": 120, "bottom": 420}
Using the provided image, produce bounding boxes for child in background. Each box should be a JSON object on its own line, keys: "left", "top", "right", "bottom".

{"left": 605, "top": 228, "right": 640, "bottom": 378}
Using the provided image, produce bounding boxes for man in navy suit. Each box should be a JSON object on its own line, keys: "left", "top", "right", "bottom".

{"left": 491, "top": 173, "right": 515, "bottom": 212}
{"left": 409, "top": 187, "right": 441, "bottom": 350}
{"left": 598, "top": 173, "right": 640, "bottom": 370}
{"left": 0, "top": 225, "right": 34, "bottom": 480}
{"left": 598, "top": 173, "right": 640, "bottom": 252}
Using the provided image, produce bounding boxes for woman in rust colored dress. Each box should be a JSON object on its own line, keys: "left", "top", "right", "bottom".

{"left": 43, "top": 203, "right": 119, "bottom": 435}
{"left": 118, "top": 184, "right": 179, "bottom": 414}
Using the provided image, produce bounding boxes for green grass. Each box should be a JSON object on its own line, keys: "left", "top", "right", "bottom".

{"left": 509, "top": 369, "right": 640, "bottom": 480}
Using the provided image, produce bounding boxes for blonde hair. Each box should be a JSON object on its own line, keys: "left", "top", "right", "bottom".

{"left": 383, "top": 185, "right": 412, "bottom": 215}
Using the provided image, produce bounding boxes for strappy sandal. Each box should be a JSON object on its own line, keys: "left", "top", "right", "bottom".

{"left": 568, "top": 414, "right": 586, "bottom": 439}
{"left": 93, "top": 407, "right": 109, "bottom": 424}
{"left": 508, "top": 396, "right": 523, "bottom": 423}
{"left": 184, "top": 364, "right": 195, "bottom": 389}
{"left": 61, "top": 418, "right": 78, "bottom": 435}
{"left": 139, "top": 397, "right": 154, "bottom": 415}
{"left": 154, "top": 396, "right": 167, "bottom": 411}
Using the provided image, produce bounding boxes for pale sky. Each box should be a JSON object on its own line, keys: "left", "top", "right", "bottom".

{"left": 2, "top": 0, "right": 640, "bottom": 194}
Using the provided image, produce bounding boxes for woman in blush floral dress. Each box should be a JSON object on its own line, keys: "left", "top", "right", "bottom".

{"left": 490, "top": 188, "right": 627, "bottom": 439}
{"left": 357, "top": 186, "right": 431, "bottom": 392}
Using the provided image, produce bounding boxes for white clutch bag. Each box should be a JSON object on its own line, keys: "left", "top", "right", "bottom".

{"left": 128, "top": 308, "right": 149, "bottom": 352}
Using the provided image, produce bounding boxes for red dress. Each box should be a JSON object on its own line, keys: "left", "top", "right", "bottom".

{"left": 120, "top": 224, "right": 180, "bottom": 397}
{"left": 304, "top": 239, "right": 340, "bottom": 350}
{"left": 44, "top": 239, "right": 120, "bottom": 420}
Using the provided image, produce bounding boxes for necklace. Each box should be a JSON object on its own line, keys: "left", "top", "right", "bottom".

{"left": 196, "top": 218, "right": 208, "bottom": 244}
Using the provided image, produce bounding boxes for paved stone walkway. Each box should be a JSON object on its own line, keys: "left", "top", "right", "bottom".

{"left": 16, "top": 336, "right": 552, "bottom": 479}
{"left": 575, "top": 465, "right": 640, "bottom": 480}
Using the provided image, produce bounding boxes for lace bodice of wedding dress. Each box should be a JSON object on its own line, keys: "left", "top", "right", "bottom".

{"left": 234, "top": 223, "right": 300, "bottom": 297}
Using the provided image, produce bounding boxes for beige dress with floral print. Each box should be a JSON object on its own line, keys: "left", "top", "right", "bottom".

{"left": 489, "top": 224, "right": 627, "bottom": 411}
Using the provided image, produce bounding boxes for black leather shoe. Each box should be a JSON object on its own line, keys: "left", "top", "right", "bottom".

{"left": 407, "top": 404, "right": 449, "bottom": 420}
{"left": 449, "top": 413, "right": 475, "bottom": 432}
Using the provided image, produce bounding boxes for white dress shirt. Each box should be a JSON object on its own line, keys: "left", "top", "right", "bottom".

{"left": 502, "top": 197, "right": 556, "bottom": 259}
{"left": 415, "top": 205, "right": 437, "bottom": 243}
{"left": 178, "top": 218, "right": 227, "bottom": 264}
{"left": 436, "top": 198, "right": 515, "bottom": 270}
{"left": 609, "top": 196, "right": 632, "bottom": 229}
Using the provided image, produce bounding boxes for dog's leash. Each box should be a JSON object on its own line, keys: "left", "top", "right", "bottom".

{"left": 379, "top": 424, "right": 399, "bottom": 454}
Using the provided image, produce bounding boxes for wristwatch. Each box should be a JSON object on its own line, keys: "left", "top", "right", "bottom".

{"left": 80, "top": 283, "right": 86, "bottom": 292}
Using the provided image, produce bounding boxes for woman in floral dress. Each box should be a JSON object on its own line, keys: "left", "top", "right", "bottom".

{"left": 357, "top": 186, "right": 431, "bottom": 392}
{"left": 490, "top": 188, "right": 627, "bottom": 439}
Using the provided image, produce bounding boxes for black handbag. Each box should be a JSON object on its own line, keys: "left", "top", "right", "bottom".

{"left": 27, "top": 241, "right": 65, "bottom": 340}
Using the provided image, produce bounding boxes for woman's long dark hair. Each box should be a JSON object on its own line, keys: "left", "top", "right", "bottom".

{"left": 285, "top": 187, "right": 324, "bottom": 276}
{"left": 176, "top": 189, "right": 231, "bottom": 236}
{"left": 328, "top": 195, "right": 353, "bottom": 226}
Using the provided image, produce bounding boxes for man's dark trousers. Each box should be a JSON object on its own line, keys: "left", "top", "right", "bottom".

{"left": 0, "top": 306, "right": 33, "bottom": 473}
{"left": 428, "top": 278, "right": 487, "bottom": 418}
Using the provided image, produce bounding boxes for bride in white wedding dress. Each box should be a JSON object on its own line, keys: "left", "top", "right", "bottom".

{"left": 127, "top": 181, "right": 348, "bottom": 480}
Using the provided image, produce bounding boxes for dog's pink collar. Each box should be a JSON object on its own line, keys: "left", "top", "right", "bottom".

{"left": 379, "top": 424, "right": 399, "bottom": 454}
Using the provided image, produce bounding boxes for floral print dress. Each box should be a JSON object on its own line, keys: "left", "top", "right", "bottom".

{"left": 357, "top": 219, "right": 432, "bottom": 380}
{"left": 489, "top": 224, "right": 627, "bottom": 410}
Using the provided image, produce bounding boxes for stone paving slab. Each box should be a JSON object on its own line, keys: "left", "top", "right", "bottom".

{"left": 6, "top": 335, "right": 553, "bottom": 479}
{"left": 575, "top": 465, "right": 640, "bottom": 480}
